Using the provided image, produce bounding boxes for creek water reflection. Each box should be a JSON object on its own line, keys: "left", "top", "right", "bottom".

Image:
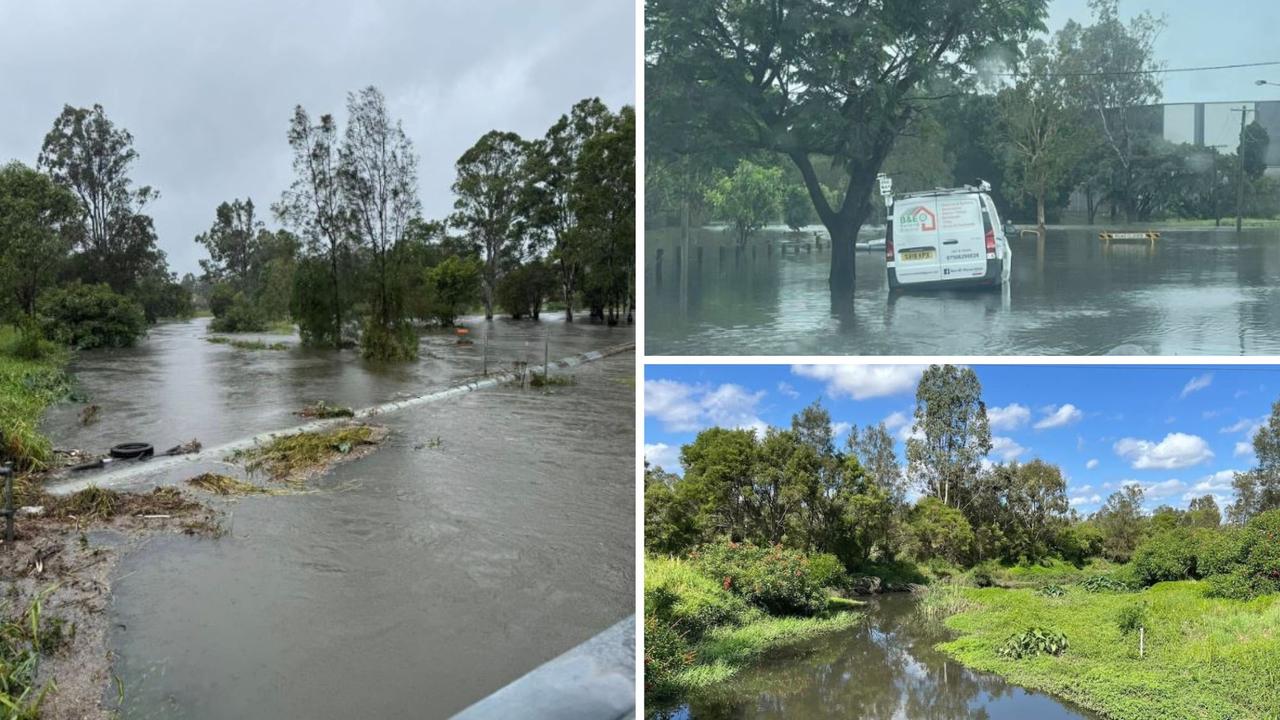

{"left": 645, "top": 226, "right": 1280, "bottom": 355}
{"left": 650, "top": 594, "right": 1097, "bottom": 720}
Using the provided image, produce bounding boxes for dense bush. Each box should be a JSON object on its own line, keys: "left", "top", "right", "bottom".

{"left": 1114, "top": 601, "right": 1147, "bottom": 634}
{"left": 209, "top": 294, "right": 267, "bottom": 332}
{"left": 645, "top": 556, "right": 751, "bottom": 641}
{"left": 495, "top": 260, "right": 553, "bottom": 320}
{"left": 424, "top": 255, "right": 480, "bottom": 326}
{"left": 38, "top": 282, "right": 146, "bottom": 349}
{"left": 1196, "top": 527, "right": 1247, "bottom": 577}
{"left": 906, "top": 497, "right": 975, "bottom": 565}
{"left": 643, "top": 612, "right": 692, "bottom": 695}
{"left": 359, "top": 320, "right": 418, "bottom": 361}
{"left": 690, "top": 541, "right": 829, "bottom": 616}
{"left": 1131, "top": 528, "right": 1198, "bottom": 585}
{"left": 1080, "top": 575, "right": 1132, "bottom": 593}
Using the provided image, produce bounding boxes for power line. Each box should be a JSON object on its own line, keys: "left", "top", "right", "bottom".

{"left": 995, "top": 59, "right": 1280, "bottom": 78}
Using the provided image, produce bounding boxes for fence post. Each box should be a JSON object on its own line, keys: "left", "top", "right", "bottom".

{"left": 1139, "top": 626, "right": 1145, "bottom": 658}
{"left": 544, "top": 338, "right": 549, "bottom": 383}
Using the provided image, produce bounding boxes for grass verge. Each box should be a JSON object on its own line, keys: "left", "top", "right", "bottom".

{"left": 0, "top": 326, "right": 73, "bottom": 471}
{"left": 206, "top": 336, "right": 287, "bottom": 351}
{"left": 938, "top": 581, "right": 1280, "bottom": 720}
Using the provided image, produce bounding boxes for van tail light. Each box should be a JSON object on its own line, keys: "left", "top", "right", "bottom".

{"left": 885, "top": 221, "right": 895, "bottom": 260}
{"left": 984, "top": 227, "right": 996, "bottom": 254}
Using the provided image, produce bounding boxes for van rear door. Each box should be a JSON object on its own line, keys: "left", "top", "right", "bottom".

{"left": 891, "top": 197, "right": 943, "bottom": 284}
{"left": 936, "top": 193, "right": 988, "bottom": 280}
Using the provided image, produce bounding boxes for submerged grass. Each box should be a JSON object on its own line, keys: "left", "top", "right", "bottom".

{"left": 45, "top": 486, "right": 205, "bottom": 520}
{"left": 230, "top": 425, "right": 378, "bottom": 483}
{"left": 529, "top": 372, "right": 575, "bottom": 388}
{"left": 0, "top": 587, "right": 65, "bottom": 717}
{"left": 205, "top": 336, "right": 287, "bottom": 351}
{"left": 186, "top": 473, "right": 282, "bottom": 496}
{"left": 0, "top": 326, "right": 73, "bottom": 472}
{"left": 295, "top": 400, "right": 354, "bottom": 419}
{"left": 939, "top": 581, "right": 1280, "bottom": 720}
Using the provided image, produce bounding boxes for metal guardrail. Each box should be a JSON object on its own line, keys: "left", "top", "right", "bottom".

{"left": 1099, "top": 231, "right": 1160, "bottom": 243}
{"left": 451, "top": 616, "right": 635, "bottom": 720}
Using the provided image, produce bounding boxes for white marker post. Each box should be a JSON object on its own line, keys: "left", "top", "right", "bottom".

{"left": 877, "top": 173, "right": 893, "bottom": 208}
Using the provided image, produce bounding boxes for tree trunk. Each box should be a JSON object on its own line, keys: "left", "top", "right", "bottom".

{"left": 1036, "top": 190, "right": 1047, "bottom": 232}
{"left": 329, "top": 247, "right": 342, "bottom": 349}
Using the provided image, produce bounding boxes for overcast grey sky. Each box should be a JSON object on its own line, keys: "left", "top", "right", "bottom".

{"left": 1046, "top": 0, "right": 1280, "bottom": 104}
{"left": 0, "top": 1, "right": 634, "bottom": 275}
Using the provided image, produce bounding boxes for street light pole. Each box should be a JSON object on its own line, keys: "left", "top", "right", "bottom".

{"left": 1232, "top": 105, "right": 1254, "bottom": 233}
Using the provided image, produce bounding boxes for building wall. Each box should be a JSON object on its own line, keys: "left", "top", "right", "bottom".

{"left": 1159, "top": 100, "right": 1280, "bottom": 167}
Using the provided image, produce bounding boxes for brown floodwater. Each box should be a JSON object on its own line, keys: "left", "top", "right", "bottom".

{"left": 644, "top": 226, "right": 1280, "bottom": 355}
{"left": 38, "top": 317, "right": 634, "bottom": 719}
{"left": 648, "top": 593, "right": 1098, "bottom": 720}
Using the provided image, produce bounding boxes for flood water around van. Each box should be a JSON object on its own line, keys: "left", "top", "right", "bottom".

{"left": 648, "top": 594, "right": 1098, "bottom": 720}
{"left": 644, "top": 226, "right": 1280, "bottom": 355}
{"left": 40, "top": 317, "right": 635, "bottom": 718}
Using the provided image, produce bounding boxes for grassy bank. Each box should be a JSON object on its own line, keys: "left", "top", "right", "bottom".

{"left": 938, "top": 581, "right": 1280, "bottom": 720}
{"left": 645, "top": 555, "right": 862, "bottom": 697}
{"left": 0, "top": 325, "right": 72, "bottom": 470}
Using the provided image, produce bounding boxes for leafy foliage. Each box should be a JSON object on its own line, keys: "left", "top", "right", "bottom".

{"left": 37, "top": 282, "right": 146, "bottom": 349}
{"left": 689, "top": 541, "right": 829, "bottom": 616}
{"left": 704, "top": 159, "right": 783, "bottom": 246}
{"left": 997, "top": 627, "right": 1069, "bottom": 659}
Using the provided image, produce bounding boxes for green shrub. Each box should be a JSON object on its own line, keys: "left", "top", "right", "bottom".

{"left": 1132, "top": 529, "right": 1198, "bottom": 585}
{"left": 1037, "top": 584, "right": 1066, "bottom": 597}
{"left": 0, "top": 320, "right": 57, "bottom": 361}
{"left": 1114, "top": 601, "right": 1147, "bottom": 634}
{"left": 359, "top": 321, "right": 418, "bottom": 361}
{"left": 1204, "top": 572, "right": 1265, "bottom": 600}
{"left": 643, "top": 612, "right": 692, "bottom": 696}
{"left": 996, "top": 627, "right": 1069, "bottom": 659}
{"left": 969, "top": 561, "right": 998, "bottom": 588}
{"left": 209, "top": 294, "right": 268, "bottom": 333}
{"left": 496, "top": 260, "right": 553, "bottom": 319}
{"left": 1080, "top": 575, "right": 1132, "bottom": 593}
{"left": 644, "top": 556, "right": 750, "bottom": 641}
{"left": 37, "top": 282, "right": 146, "bottom": 349}
{"left": 1197, "top": 527, "right": 1246, "bottom": 577}
{"left": 807, "top": 553, "right": 848, "bottom": 589}
{"left": 690, "top": 541, "right": 829, "bottom": 616}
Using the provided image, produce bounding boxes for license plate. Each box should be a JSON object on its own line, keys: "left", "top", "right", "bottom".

{"left": 899, "top": 249, "right": 935, "bottom": 262}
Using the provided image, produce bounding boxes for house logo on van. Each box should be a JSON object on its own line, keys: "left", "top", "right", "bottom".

{"left": 899, "top": 205, "right": 936, "bottom": 232}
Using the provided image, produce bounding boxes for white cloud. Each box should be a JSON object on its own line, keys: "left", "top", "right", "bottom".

{"left": 883, "top": 411, "right": 910, "bottom": 430}
{"left": 1235, "top": 441, "right": 1254, "bottom": 458}
{"left": 1034, "top": 404, "right": 1083, "bottom": 430}
{"left": 643, "top": 380, "right": 767, "bottom": 436}
{"left": 831, "top": 422, "right": 852, "bottom": 440}
{"left": 991, "top": 436, "right": 1027, "bottom": 461}
{"left": 1143, "top": 478, "right": 1188, "bottom": 498}
{"left": 644, "top": 379, "right": 704, "bottom": 431}
{"left": 1114, "top": 432, "right": 1214, "bottom": 470}
{"left": 777, "top": 381, "right": 800, "bottom": 399}
{"left": 1220, "top": 417, "right": 1260, "bottom": 434}
{"left": 1190, "top": 469, "right": 1237, "bottom": 494}
{"left": 1086, "top": 458, "right": 1099, "bottom": 470}
{"left": 643, "top": 443, "right": 681, "bottom": 472}
{"left": 1180, "top": 373, "right": 1213, "bottom": 398}
{"left": 791, "top": 364, "right": 926, "bottom": 400}
{"left": 1070, "top": 494, "right": 1102, "bottom": 507}
{"left": 988, "top": 403, "right": 1031, "bottom": 431}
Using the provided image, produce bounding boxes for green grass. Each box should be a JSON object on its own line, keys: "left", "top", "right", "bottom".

{"left": 230, "top": 425, "right": 377, "bottom": 483}
{"left": 0, "top": 325, "right": 72, "bottom": 471}
{"left": 645, "top": 555, "right": 862, "bottom": 696}
{"left": 994, "top": 558, "right": 1117, "bottom": 587}
{"left": 205, "top": 336, "right": 287, "bottom": 351}
{"left": 938, "top": 581, "right": 1280, "bottom": 720}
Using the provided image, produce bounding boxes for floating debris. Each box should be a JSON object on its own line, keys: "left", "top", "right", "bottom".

{"left": 163, "top": 438, "right": 203, "bottom": 456}
{"left": 187, "top": 472, "right": 281, "bottom": 496}
{"left": 229, "top": 424, "right": 387, "bottom": 485}
{"left": 79, "top": 404, "right": 100, "bottom": 425}
{"left": 295, "top": 400, "right": 355, "bottom": 419}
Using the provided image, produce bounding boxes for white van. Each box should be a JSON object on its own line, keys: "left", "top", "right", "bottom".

{"left": 885, "top": 185, "right": 1011, "bottom": 290}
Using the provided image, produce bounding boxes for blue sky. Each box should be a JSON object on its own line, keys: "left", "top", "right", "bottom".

{"left": 644, "top": 365, "right": 1277, "bottom": 515}
{"left": 1045, "top": 0, "right": 1280, "bottom": 104}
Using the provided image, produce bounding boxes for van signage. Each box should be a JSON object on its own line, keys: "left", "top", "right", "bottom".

{"left": 898, "top": 205, "right": 936, "bottom": 232}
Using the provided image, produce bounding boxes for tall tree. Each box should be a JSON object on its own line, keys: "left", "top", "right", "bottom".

{"left": 451, "top": 131, "right": 527, "bottom": 320}
{"left": 1056, "top": 0, "right": 1164, "bottom": 222}
{"left": 339, "top": 86, "right": 421, "bottom": 338}
{"left": 850, "top": 422, "right": 906, "bottom": 505}
{"left": 0, "top": 162, "right": 79, "bottom": 315}
{"left": 995, "top": 38, "right": 1084, "bottom": 231}
{"left": 195, "top": 198, "right": 263, "bottom": 289}
{"left": 906, "top": 364, "right": 992, "bottom": 509}
{"left": 705, "top": 159, "right": 784, "bottom": 247}
{"left": 1093, "top": 484, "right": 1146, "bottom": 562}
{"left": 277, "top": 107, "right": 347, "bottom": 347}
{"left": 574, "top": 106, "right": 635, "bottom": 324}
{"left": 526, "top": 98, "right": 612, "bottom": 322}
{"left": 37, "top": 104, "right": 165, "bottom": 293}
{"left": 1230, "top": 399, "right": 1280, "bottom": 523}
{"left": 645, "top": 0, "right": 1049, "bottom": 293}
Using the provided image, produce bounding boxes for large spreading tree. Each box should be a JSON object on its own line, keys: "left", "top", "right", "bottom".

{"left": 645, "top": 0, "right": 1049, "bottom": 293}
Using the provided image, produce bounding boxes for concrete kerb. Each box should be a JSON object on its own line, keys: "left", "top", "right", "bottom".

{"left": 44, "top": 341, "right": 635, "bottom": 496}
{"left": 451, "top": 616, "right": 635, "bottom": 720}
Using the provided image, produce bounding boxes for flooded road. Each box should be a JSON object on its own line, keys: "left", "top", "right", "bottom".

{"left": 649, "top": 594, "right": 1096, "bottom": 720}
{"left": 43, "top": 315, "right": 629, "bottom": 454}
{"left": 644, "top": 226, "right": 1280, "bottom": 355}
{"left": 41, "top": 319, "right": 634, "bottom": 719}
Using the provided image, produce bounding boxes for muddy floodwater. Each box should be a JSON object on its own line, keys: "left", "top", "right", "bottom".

{"left": 41, "top": 317, "right": 634, "bottom": 718}
{"left": 650, "top": 594, "right": 1097, "bottom": 720}
{"left": 644, "top": 226, "right": 1280, "bottom": 355}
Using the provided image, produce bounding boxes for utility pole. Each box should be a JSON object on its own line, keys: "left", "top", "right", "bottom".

{"left": 1233, "top": 105, "right": 1254, "bottom": 233}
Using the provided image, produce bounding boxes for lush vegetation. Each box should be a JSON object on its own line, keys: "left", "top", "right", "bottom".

{"left": 0, "top": 326, "right": 72, "bottom": 471}
{"left": 646, "top": 0, "right": 1279, "bottom": 298}
{"left": 644, "top": 551, "right": 861, "bottom": 698}
{"left": 939, "top": 581, "right": 1280, "bottom": 720}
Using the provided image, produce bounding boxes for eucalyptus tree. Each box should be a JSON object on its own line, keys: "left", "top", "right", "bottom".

{"left": 906, "top": 364, "right": 992, "bottom": 510}
{"left": 573, "top": 105, "right": 635, "bottom": 324}
{"left": 277, "top": 106, "right": 348, "bottom": 347}
{"left": 451, "top": 131, "right": 528, "bottom": 320}
{"left": 526, "top": 97, "right": 612, "bottom": 322}
{"left": 195, "top": 198, "right": 263, "bottom": 290}
{"left": 645, "top": 0, "right": 1049, "bottom": 294}
{"left": 1231, "top": 399, "right": 1280, "bottom": 523}
{"left": 37, "top": 104, "right": 166, "bottom": 292}
{"left": 339, "top": 86, "right": 421, "bottom": 358}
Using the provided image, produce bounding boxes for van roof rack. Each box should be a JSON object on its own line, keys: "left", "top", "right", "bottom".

{"left": 895, "top": 180, "right": 991, "bottom": 200}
